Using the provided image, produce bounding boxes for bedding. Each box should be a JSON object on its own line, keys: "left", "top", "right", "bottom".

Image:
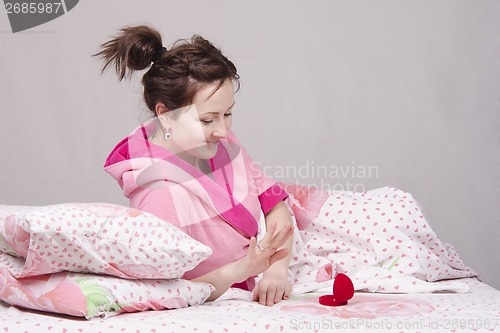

{"left": 0, "top": 203, "right": 212, "bottom": 279}
{"left": 0, "top": 253, "right": 213, "bottom": 319}
{"left": 284, "top": 186, "right": 476, "bottom": 293}
{"left": 0, "top": 186, "right": 493, "bottom": 331}
{"left": 1, "top": 278, "right": 499, "bottom": 332}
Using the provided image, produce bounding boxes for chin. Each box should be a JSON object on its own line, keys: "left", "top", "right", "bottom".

{"left": 192, "top": 146, "right": 217, "bottom": 160}
{"left": 202, "top": 150, "right": 217, "bottom": 160}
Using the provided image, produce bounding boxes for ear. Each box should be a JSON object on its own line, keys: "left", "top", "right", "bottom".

{"left": 155, "top": 103, "right": 172, "bottom": 127}
{"left": 155, "top": 102, "right": 169, "bottom": 117}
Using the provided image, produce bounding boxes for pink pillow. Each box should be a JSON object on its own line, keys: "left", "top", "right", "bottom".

{"left": 0, "top": 205, "right": 35, "bottom": 258}
{"left": 0, "top": 203, "right": 212, "bottom": 279}
{"left": 0, "top": 253, "right": 214, "bottom": 319}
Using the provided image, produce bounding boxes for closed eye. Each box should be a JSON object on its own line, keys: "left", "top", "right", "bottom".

{"left": 201, "top": 113, "right": 232, "bottom": 125}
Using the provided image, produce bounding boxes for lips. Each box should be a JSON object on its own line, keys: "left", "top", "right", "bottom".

{"left": 205, "top": 141, "right": 219, "bottom": 148}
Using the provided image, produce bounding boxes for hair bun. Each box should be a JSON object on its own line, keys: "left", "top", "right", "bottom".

{"left": 95, "top": 25, "right": 163, "bottom": 80}
{"left": 151, "top": 46, "right": 167, "bottom": 64}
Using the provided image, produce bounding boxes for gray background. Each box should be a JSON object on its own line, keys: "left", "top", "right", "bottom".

{"left": 0, "top": 0, "right": 498, "bottom": 289}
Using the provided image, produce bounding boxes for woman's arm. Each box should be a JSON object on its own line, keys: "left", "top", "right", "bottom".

{"left": 252, "top": 201, "right": 294, "bottom": 306}
{"left": 192, "top": 221, "right": 293, "bottom": 301}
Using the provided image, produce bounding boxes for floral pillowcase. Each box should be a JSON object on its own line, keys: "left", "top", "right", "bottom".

{"left": 0, "top": 252, "right": 214, "bottom": 319}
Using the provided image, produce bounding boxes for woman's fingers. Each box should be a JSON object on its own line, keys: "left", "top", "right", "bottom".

{"left": 258, "top": 221, "right": 278, "bottom": 250}
{"left": 268, "top": 223, "right": 293, "bottom": 249}
{"left": 273, "top": 283, "right": 285, "bottom": 304}
{"left": 253, "top": 278, "right": 291, "bottom": 306}
{"left": 252, "top": 286, "right": 259, "bottom": 301}
{"left": 259, "top": 284, "right": 270, "bottom": 305}
{"left": 284, "top": 283, "right": 292, "bottom": 300}
{"left": 249, "top": 236, "right": 257, "bottom": 251}
{"left": 259, "top": 221, "right": 293, "bottom": 252}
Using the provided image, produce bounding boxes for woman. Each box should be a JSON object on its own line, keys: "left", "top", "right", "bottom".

{"left": 95, "top": 25, "right": 294, "bottom": 305}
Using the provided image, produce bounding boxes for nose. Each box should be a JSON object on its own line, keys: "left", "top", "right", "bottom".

{"left": 212, "top": 122, "right": 228, "bottom": 139}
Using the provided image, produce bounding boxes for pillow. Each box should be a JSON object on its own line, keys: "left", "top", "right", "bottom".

{"left": 0, "top": 205, "right": 36, "bottom": 258}
{"left": 0, "top": 203, "right": 212, "bottom": 279}
{"left": 0, "top": 253, "right": 214, "bottom": 319}
{"left": 286, "top": 186, "right": 477, "bottom": 292}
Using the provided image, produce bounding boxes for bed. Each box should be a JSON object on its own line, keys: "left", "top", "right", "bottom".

{"left": 1, "top": 186, "right": 499, "bottom": 333}
{"left": 1, "top": 277, "right": 499, "bottom": 333}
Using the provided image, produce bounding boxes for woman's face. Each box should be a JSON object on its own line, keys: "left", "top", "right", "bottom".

{"left": 163, "top": 80, "right": 235, "bottom": 164}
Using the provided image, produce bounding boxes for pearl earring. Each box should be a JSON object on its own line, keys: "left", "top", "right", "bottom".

{"left": 164, "top": 128, "right": 171, "bottom": 140}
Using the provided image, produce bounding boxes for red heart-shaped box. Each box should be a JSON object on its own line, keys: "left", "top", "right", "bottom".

{"left": 319, "top": 273, "right": 354, "bottom": 306}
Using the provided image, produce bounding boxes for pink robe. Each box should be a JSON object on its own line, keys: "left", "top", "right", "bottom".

{"left": 103, "top": 121, "right": 288, "bottom": 290}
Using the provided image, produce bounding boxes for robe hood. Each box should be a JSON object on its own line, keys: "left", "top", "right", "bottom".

{"left": 103, "top": 120, "right": 261, "bottom": 237}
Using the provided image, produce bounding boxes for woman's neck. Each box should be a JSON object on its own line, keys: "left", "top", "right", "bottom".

{"left": 148, "top": 130, "right": 212, "bottom": 176}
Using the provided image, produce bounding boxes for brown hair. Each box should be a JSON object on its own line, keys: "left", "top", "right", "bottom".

{"left": 94, "top": 25, "right": 240, "bottom": 114}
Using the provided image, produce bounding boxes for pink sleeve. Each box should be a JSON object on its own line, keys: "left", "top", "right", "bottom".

{"left": 258, "top": 183, "right": 289, "bottom": 215}
{"left": 227, "top": 132, "right": 288, "bottom": 215}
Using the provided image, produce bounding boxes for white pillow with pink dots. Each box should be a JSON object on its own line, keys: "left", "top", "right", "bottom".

{"left": 0, "top": 203, "right": 212, "bottom": 279}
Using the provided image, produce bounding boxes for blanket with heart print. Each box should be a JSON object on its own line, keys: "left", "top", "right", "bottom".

{"left": 280, "top": 185, "right": 477, "bottom": 294}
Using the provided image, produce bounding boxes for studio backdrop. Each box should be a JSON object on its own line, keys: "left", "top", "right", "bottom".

{"left": 0, "top": 0, "right": 498, "bottom": 288}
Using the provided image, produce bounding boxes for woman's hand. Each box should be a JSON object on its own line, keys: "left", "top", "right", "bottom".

{"left": 251, "top": 220, "right": 293, "bottom": 306}
{"left": 235, "top": 221, "right": 293, "bottom": 281}
{"left": 252, "top": 201, "right": 295, "bottom": 306}
{"left": 192, "top": 221, "right": 292, "bottom": 301}
{"left": 252, "top": 270, "right": 292, "bottom": 306}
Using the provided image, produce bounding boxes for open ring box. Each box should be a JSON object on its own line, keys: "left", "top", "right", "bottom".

{"left": 319, "top": 273, "right": 355, "bottom": 306}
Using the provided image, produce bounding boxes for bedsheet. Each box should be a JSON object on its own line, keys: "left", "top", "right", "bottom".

{"left": 1, "top": 278, "right": 499, "bottom": 333}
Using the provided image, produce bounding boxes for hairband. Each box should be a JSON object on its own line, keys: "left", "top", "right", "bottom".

{"left": 151, "top": 46, "right": 167, "bottom": 63}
